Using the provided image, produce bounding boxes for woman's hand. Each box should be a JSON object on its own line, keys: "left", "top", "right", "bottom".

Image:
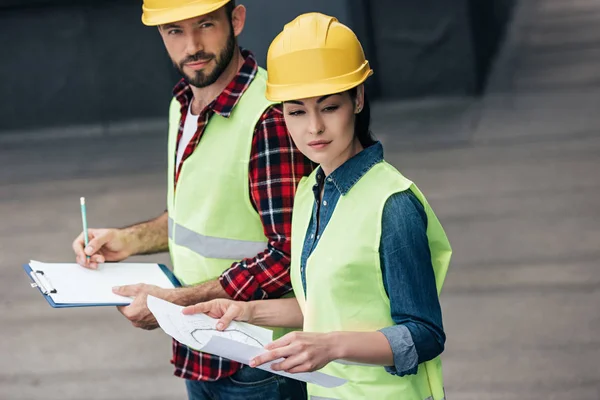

{"left": 182, "top": 299, "right": 253, "bottom": 331}
{"left": 250, "top": 331, "right": 339, "bottom": 373}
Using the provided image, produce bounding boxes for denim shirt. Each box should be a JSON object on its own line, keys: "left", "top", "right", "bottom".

{"left": 299, "top": 142, "right": 445, "bottom": 376}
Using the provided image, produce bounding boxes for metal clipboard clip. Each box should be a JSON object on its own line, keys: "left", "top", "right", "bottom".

{"left": 29, "top": 270, "right": 57, "bottom": 295}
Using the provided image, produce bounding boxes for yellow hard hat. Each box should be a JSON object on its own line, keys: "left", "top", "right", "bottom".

{"left": 141, "top": 0, "right": 231, "bottom": 26}
{"left": 266, "top": 13, "right": 373, "bottom": 102}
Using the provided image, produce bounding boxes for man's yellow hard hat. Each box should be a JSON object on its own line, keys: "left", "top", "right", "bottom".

{"left": 266, "top": 13, "right": 373, "bottom": 102}
{"left": 141, "top": 0, "right": 231, "bottom": 26}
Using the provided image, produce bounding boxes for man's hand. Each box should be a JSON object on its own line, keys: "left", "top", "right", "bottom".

{"left": 113, "top": 283, "right": 168, "bottom": 330}
{"left": 73, "top": 228, "right": 133, "bottom": 269}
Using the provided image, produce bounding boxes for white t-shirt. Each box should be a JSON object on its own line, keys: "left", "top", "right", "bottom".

{"left": 176, "top": 103, "right": 200, "bottom": 170}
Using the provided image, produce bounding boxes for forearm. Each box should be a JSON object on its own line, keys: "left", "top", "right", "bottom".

{"left": 122, "top": 211, "right": 169, "bottom": 256}
{"left": 250, "top": 297, "right": 303, "bottom": 328}
{"left": 165, "top": 279, "right": 231, "bottom": 306}
{"left": 171, "top": 284, "right": 303, "bottom": 328}
{"left": 330, "top": 331, "right": 394, "bottom": 367}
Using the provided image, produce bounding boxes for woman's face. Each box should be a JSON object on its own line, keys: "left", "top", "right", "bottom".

{"left": 283, "top": 88, "right": 364, "bottom": 172}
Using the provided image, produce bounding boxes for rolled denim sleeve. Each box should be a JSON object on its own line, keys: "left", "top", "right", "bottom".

{"left": 378, "top": 191, "right": 446, "bottom": 376}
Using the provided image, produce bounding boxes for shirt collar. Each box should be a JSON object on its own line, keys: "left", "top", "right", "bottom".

{"left": 172, "top": 48, "right": 258, "bottom": 119}
{"left": 315, "top": 142, "right": 384, "bottom": 196}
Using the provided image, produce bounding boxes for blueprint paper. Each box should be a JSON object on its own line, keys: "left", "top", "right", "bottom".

{"left": 147, "top": 296, "right": 346, "bottom": 388}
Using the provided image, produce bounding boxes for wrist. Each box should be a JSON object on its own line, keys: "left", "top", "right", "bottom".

{"left": 246, "top": 301, "right": 257, "bottom": 324}
{"left": 122, "top": 227, "right": 142, "bottom": 257}
{"left": 161, "top": 288, "right": 180, "bottom": 304}
{"left": 165, "top": 287, "right": 203, "bottom": 306}
{"left": 326, "top": 332, "right": 347, "bottom": 360}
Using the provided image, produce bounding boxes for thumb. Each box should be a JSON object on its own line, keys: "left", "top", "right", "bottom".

{"left": 84, "top": 231, "right": 110, "bottom": 256}
{"left": 216, "top": 304, "right": 243, "bottom": 331}
{"left": 113, "top": 285, "right": 138, "bottom": 297}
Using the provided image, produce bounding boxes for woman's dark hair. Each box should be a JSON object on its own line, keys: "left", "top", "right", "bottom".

{"left": 349, "top": 86, "right": 377, "bottom": 148}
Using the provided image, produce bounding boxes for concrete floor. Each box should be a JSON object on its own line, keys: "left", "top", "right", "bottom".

{"left": 1, "top": 0, "right": 600, "bottom": 399}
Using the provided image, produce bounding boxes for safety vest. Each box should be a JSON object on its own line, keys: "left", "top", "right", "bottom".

{"left": 290, "top": 160, "right": 452, "bottom": 400}
{"left": 167, "top": 68, "right": 295, "bottom": 343}
{"left": 167, "top": 67, "right": 273, "bottom": 286}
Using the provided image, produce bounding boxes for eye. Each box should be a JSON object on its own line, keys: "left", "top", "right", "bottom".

{"left": 287, "top": 110, "right": 306, "bottom": 117}
{"left": 200, "top": 22, "right": 214, "bottom": 28}
{"left": 322, "top": 105, "right": 339, "bottom": 113}
{"left": 167, "top": 29, "right": 183, "bottom": 35}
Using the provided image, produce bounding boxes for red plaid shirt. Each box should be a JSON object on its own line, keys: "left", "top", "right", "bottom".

{"left": 171, "top": 50, "right": 314, "bottom": 381}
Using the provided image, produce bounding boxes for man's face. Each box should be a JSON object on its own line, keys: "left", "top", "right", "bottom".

{"left": 159, "top": 7, "right": 235, "bottom": 88}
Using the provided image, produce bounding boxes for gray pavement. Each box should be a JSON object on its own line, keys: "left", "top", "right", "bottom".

{"left": 2, "top": 0, "right": 600, "bottom": 399}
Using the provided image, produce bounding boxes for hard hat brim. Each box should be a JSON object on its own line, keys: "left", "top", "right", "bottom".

{"left": 142, "top": 0, "right": 231, "bottom": 26}
{"left": 266, "top": 64, "right": 373, "bottom": 103}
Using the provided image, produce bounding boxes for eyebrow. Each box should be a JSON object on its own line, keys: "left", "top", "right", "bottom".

{"left": 284, "top": 94, "right": 340, "bottom": 106}
{"left": 161, "top": 16, "right": 214, "bottom": 30}
{"left": 161, "top": 23, "right": 181, "bottom": 30}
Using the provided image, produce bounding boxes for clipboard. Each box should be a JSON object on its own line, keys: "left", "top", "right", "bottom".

{"left": 23, "top": 263, "right": 181, "bottom": 308}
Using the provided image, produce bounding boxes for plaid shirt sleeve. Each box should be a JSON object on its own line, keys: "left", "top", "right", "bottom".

{"left": 219, "top": 104, "right": 314, "bottom": 301}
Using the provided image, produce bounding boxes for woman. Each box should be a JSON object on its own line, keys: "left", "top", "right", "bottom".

{"left": 184, "top": 13, "right": 452, "bottom": 400}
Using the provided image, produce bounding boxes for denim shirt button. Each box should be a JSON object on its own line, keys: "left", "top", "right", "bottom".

{"left": 323, "top": 200, "right": 328, "bottom": 206}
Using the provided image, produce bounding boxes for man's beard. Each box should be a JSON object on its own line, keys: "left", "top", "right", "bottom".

{"left": 175, "top": 28, "right": 236, "bottom": 88}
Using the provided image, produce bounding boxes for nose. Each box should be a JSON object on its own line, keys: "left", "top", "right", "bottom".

{"left": 184, "top": 31, "right": 204, "bottom": 58}
{"left": 308, "top": 112, "right": 325, "bottom": 135}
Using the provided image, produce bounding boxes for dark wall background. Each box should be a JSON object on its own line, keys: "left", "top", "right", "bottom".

{"left": 367, "top": 0, "right": 478, "bottom": 99}
{"left": 1, "top": 1, "right": 174, "bottom": 131}
{"left": 0, "top": 0, "right": 516, "bottom": 133}
{"left": 469, "top": 0, "right": 517, "bottom": 91}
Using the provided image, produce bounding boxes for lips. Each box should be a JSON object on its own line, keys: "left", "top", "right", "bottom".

{"left": 308, "top": 140, "right": 331, "bottom": 146}
{"left": 185, "top": 59, "right": 212, "bottom": 70}
{"left": 308, "top": 140, "right": 332, "bottom": 149}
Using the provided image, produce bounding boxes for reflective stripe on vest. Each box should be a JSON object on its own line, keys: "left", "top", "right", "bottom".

{"left": 168, "top": 217, "right": 267, "bottom": 260}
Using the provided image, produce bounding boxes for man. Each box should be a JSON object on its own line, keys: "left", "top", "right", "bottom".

{"left": 72, "top": 1, "right": 312, "bottom": 399}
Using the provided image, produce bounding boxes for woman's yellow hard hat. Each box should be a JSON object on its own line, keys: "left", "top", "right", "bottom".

{"left": 266, "top": 13, "right": 374, "bottom": 102}
{"left": 141, "top": 0, "right": 231, "bottom": 26}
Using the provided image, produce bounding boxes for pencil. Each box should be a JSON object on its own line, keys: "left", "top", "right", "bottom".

{"left": 80, "top": 197, "right": 90, "bottom": 260}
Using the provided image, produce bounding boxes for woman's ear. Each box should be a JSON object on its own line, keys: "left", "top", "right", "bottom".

{"left": 355, "top": 85, "right": 365, "bottom": 114}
